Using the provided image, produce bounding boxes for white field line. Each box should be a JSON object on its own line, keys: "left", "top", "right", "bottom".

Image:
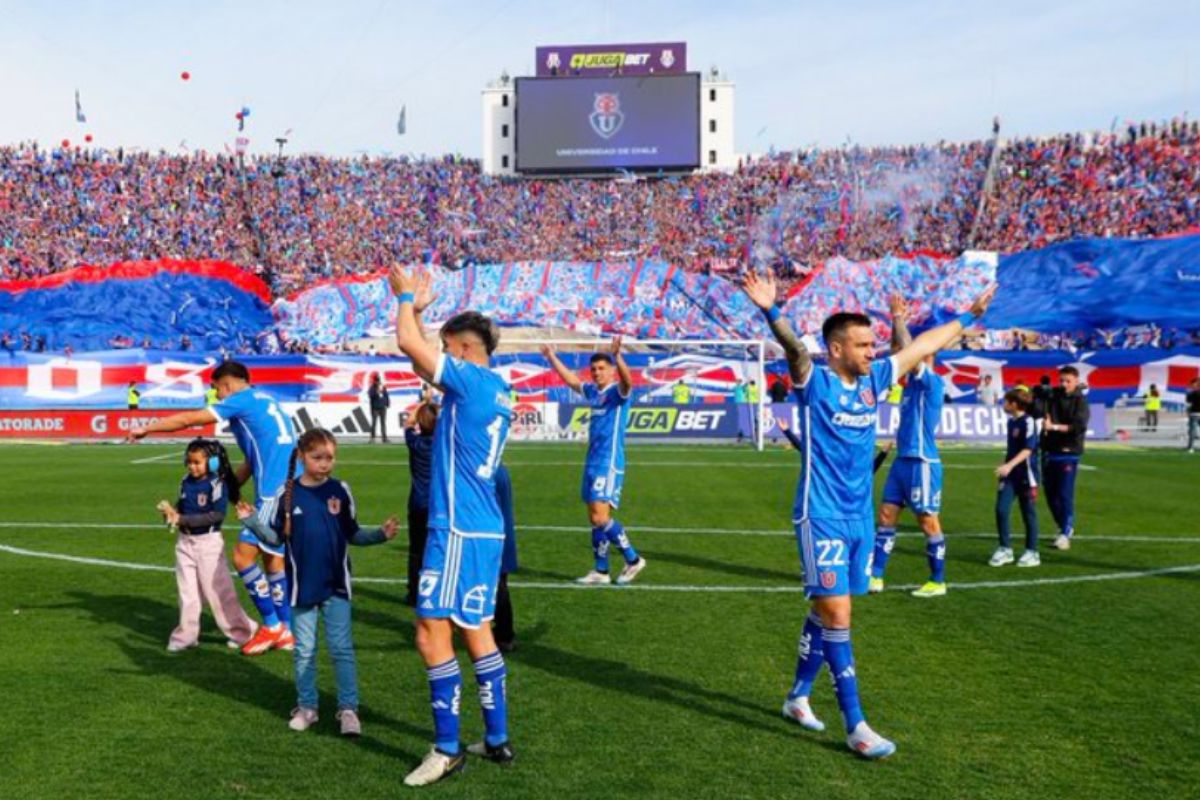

{"left": 129, "top": 451, "right": 179, "bottom": 465}
{"left": 0, "top": 520, "right": 1197, "bottom": 544}
{"left": 0, "top": 542, "right": 1197, "bottom": 594}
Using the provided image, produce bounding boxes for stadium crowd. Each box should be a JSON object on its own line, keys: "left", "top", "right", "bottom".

{"left": 3, "top": 120, "right": 1198, "bottom": 290}
{"left": 2, "top": 120, "right": 1199, "bottom": 352}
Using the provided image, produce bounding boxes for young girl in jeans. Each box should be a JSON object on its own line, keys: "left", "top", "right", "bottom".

{"left": 239, "top": 428, "right": 398, "bottom": 736}
{"left": 157, "top": 439, "right": 256, "bottom": 652}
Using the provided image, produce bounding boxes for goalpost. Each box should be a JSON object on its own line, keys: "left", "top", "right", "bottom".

{"left": 496, "top": 337, "right": 773, "bottom": 450}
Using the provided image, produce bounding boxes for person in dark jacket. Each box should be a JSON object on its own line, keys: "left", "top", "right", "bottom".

{"left": 492, "top": 463, "right": 518, "bottom": 652}
{"left": 368, "top": 374, "right": 391, "bottom": 443}
{"left": 1041, "top": 366, "right": 1090, "bottom": 550}
{"left": 403, "top": 402, "right": 437, "bottom": 605}
{"left": 1186, "top": 378, "right": 1200, "bottom": 452}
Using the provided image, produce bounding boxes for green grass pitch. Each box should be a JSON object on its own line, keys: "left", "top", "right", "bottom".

{"left": 1, "top": 441, "right": 1197, "bottom": 799}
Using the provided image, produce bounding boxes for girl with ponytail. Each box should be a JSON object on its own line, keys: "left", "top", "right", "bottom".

{"left": 237, "top": 428, "right": 398, "bottom": 737}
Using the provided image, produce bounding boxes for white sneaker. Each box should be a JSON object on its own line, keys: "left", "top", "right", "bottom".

{"left": 166, "top": 641, "right": 197, "bottom": 653}
{"left": 336, "top": 708, "right": 361, "bottom": 737}
{"left": 781, "top": 697, "right": 825, "bottom": 732}
{"left": 404, "top": 746, "right": 467, "bottom": 786}
{"left": 847, "top": 721, "right": 897, "bottom": 760}
{"left": 615, "top": 558, "right": 647, "bottom": 585}
{"left": 575, "top": 570, "right": 612, "bottom": 585}
{"left": 1053, "top": 534, "right": 1072, "bottom": 551}
{"left": 1017, "top": 550, "right": 1041, "bottom": 568}
{"left": 288, "top": 706, "right": 319, "bottom": 732}
{"left": 988, "top": 547, "right": 1014, "bottom": 567}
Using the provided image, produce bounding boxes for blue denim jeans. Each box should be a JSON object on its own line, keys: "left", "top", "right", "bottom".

{"left": 292, "top": 595, "right": 358, "bottom": 711}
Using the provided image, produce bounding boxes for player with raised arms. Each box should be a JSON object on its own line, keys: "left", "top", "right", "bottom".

{"left": 389, "top": 266, "right": 515, "bottom": 787}
{"left": 742, "top": 270, "right": 994, "bottom": 759}
{"left": 869, "top": 294, "right": 950, "bottom": 598}
{"left": 541, "top": 338, "right": 646, "bottom": 585}
{"left": 128, "top": 360, "right": 298, "bottom": 655}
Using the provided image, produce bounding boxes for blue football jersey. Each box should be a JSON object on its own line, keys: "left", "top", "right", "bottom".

{"left": 793, "top": 356, "right": 896, "bottom": 520}
{"left": 430, "top": 354, "right": 513, "bottom": 536}
{"left": 895, "top": 362, "right": 944, "bottom": 462}
{"left": 581, "top": 382, "right": 630, "bottom": 474}
{"left": 269, "top": 478, "right": 361, "bottom": 606}
{"left": 209, "top": 387, "right": 296, "bottom": 496}
{"left": 1005, "top": 414, "right": 1040, "bottom": 487}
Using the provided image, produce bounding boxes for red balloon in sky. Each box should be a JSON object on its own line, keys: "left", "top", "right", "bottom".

{"left": 61, "top": 139, "right": 70, "bottom": 148}
{"left": 84, "top": 134, "right": 93, "bottom": 143}
{"left": 181, "top": 71, "right": 190, "bottom": 81}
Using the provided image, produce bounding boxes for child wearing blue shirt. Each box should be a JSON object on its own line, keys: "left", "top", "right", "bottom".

{"left": 156, "top": 439, "right": 255, "bottom": 653}
{"left": 239, "top": 429, "right": 398, "bottom": 737}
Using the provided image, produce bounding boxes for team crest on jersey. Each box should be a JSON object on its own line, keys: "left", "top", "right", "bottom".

{"left": 327, "top": 497, "right": 341, "bottom": 515}
{"left": 197, "top": 493, "right": 208, "bottom": 508}
{"left": 859, "top": 388, "right": 876, "bottom": 408}
{"left": 820, "top": 571, "right": 837, "bottom": 589}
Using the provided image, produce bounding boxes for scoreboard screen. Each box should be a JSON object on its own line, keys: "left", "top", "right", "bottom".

{"left": 515, "top": 73, "right": 700, "bottom": 174}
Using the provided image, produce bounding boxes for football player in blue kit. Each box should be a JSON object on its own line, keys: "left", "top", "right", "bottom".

{"left": 541, "top": 337, "right": 646, "bottom": 585}
{"left": 389, "top": 266, "right": 515, "bottom": 787}
{"left": 742, "top": 270, "right": 995, "bottom": 759}
{"left": 870, "top": 294, "right": 950, "bottom": 598}
{"left": 129, "top": 360, "right": 298, "bottom": 655}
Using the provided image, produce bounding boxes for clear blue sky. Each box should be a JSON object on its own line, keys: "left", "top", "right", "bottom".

{"left": 1, "top": 0, "right": 1195, "bottom": 157}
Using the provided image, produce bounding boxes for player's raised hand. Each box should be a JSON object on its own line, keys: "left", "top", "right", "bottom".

{"left": 741, "top": 270, "right": 778, "bottom": 311}
{"left": 969, "top": 284, "right": 997, "bottom": 319}
{"left": 414, "top": 269, "right": 439, "bottom": 313}
{"left": 235, "top": 501, "right": 257, "bottom": 521}
{"left": 539, "top": 344, "right": 554, "bottom": 359}
{"left": 388, "top": 264, "right": 417, "bottom": 297}
{"left": 380, "top": 516, "right": 399, "bottom": 540}
{"left": 888, "top": 293, "right": 910, "bottom": 323}
{"left": 777, "top": 416, "right": 790, "bottom": 431}
{"left": 610, "top": 335, "right": 623, "bottom": 356}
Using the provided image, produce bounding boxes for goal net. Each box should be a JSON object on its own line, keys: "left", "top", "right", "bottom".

{"left": 492, "top": 337, "right": 773, "bottom": 449}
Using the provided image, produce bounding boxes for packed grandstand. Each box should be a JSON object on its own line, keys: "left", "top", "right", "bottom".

{"left": 1, "top": 118, "right": 1199, "bottom": 356}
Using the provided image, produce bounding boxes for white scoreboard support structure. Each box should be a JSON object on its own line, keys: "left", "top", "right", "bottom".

{"left": 482, "top": 68, "right": 736, "bottom": 176}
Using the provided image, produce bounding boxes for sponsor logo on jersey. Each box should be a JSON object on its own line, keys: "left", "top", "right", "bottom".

{"left": 831, "top": 412, "right": 876, "bottom": 428}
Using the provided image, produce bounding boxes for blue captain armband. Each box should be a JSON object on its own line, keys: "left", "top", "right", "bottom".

{"left": 956, "top": 312, "right": 978, "bottom": 328}
{"left": 763, "top": 305, "right": 782, "bottom": 324}
{"left": 396, "top": 292, "right": 415, "bottom": 305}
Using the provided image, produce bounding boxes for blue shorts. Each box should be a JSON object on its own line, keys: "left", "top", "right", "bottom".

{"left": 881, "top": 457, "right": 943, "bottom": 515}
{"left": 581, "top": 465, "right": 624, "bottom": 508}
{"left": 238, "top": 492, "right": 285, "bottom": 558}
{"left": 417, "top": 527, "right": 503, "bottom": 629}
{"left": 794, "top": 518, "right": 874, "bottom": 597}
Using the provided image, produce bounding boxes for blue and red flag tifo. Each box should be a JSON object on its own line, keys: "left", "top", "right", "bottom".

{"left": 0, "top": 259, "right": 274, "bottom": 352}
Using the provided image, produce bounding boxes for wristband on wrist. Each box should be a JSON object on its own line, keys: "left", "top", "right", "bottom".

{"left": 397, "top": 292, "right": 415, "bottom": 305}
{"left": 956, "top": 312, "right": 977, "bottom": 328}
{"left": 763, "top": 305, "right": 782, "bottom": 324}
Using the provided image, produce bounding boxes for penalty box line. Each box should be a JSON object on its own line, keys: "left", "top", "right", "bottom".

{"left": 1, "top": 542, "right": 1199, "bottom": 595}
